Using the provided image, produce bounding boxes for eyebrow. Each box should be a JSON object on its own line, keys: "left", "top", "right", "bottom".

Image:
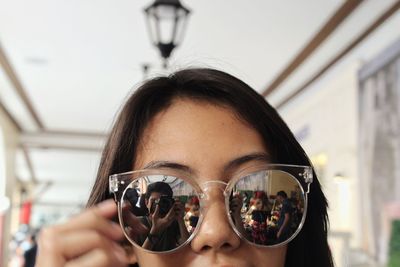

{"left": 143, "top": 152, "right": 270, "bottom": 175}
{"left": 143, "top": 161, "right": 193, "bottom": 173}
{"left": 224, "top": 152, "right": 271, "bottom": 171}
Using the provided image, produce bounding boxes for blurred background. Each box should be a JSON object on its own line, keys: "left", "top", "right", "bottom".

{"left": 0, "top": 0, "right": 400, "bottom": 266}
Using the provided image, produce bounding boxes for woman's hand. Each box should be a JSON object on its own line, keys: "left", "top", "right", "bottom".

{"left": 35, "top": 199, "right": 129, "bottom": 267}
{"left": 121, "top": 202, "right": 149, "bottom": 240}
{"left": 148, "top": 202, "right": 176, "bottom": 235}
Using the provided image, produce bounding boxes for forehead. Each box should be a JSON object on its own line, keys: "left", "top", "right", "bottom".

{"left": 148, "top": 192, "right": 162, "bottom": 199}
{"left": 135, "top": 100, "right": 268, "bottom": 178}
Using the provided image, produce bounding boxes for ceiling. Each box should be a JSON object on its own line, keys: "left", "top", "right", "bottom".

{"left": 0, "top": 0, "right": 399, "bottom": 224}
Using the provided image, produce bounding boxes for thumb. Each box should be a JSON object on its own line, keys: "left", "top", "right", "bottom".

{"left": 153, "top": 203, "right": 160, "bottom": 219}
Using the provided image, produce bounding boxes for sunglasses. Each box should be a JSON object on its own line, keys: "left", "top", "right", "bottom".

{"left": 109, "top": 164, "right": 313, "bottom": 253}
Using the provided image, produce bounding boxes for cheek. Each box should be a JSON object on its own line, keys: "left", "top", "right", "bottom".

{"left": 249, "top": 245, "right": 287, "bottom": 267}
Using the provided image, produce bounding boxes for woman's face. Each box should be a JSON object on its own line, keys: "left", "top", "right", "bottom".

{"left": 132, "top": 99, "right": 286, "bottom": 267}
{"left": 254, "top": 199, "right": 263, "bottom": 211}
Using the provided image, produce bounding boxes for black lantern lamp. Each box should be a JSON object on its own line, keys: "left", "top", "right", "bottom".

{"left": 144, "top": 0, "right": 191, "bottom": 67}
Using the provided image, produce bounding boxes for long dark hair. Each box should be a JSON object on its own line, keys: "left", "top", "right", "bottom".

{"left": 87, "top": 68, "right": 334, "bottom": 267}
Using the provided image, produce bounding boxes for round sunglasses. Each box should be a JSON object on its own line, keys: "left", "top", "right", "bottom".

{"left": 109, "top": 164, "right": 313, "bottom": 253}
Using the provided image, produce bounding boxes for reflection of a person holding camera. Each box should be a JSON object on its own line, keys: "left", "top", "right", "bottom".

{"left": 276, "top": 191, "right": 292, "bottom": 242}
{"left": 138, "top": 182, "right": 189, "bottom": 251}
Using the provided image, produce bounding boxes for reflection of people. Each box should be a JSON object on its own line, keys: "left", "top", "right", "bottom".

{"left": 23, "top": 232, "right": 38, "bottom": 267}
{"left": 250, "top": 198, "right": 269, "bottom": 244}
{"left": 186, "top": 197, "right": 200, "bottom": 232}
{"left": 36, "top": 68, "right": 334, "bottom": 267}
{"left": 229, "top": 192, "right": 248, "bottom": 238}
{"left": 291, "top": 198, "right": 304, "bottom": 227}
{"left": 138, "top": 182, "right": 189, "bottom": 251}
{"left": 125, "top": 188, "right": 147, "bottom": 216}
{"left": 276, "top": 191, "right": 292, "bottom": 241}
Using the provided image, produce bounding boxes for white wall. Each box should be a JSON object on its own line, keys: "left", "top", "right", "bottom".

{"left": 277, "top": 61, "right": 362, "bottom": 266}
{"left": 0, "top": 108, "right": 19, "bottom": 267}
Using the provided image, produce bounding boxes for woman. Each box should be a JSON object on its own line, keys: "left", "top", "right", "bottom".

{"left": 35, "top": 68, "right": 334, "bottom": 267}
{"left": 250, "top": 197, "right": 270, "bottom": 245}
{"left": 185, "top": 197, "right": 200, "bottom": 233}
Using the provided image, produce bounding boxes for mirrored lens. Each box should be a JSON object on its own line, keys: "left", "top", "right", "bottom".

{"left": 229, "top": 170, "right": 305, "bottom": 246}
{"left": 120, "top": 175, "right": 199, "bottom": 252}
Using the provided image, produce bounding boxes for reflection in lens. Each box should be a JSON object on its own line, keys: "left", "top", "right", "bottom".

{"left": 120, "top": 175, "right": 197, "bottom": 252}
{"left": 229, "top": 170, "right": 305, "bottom": 246}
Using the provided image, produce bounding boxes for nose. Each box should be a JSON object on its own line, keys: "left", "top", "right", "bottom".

{"left": 190, "top": 187, "right": 241, "bottom": 253}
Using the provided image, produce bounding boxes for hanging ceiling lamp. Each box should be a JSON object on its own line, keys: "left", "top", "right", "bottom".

{"left": 144, "top": 0, "right": 191, "bottom": 67}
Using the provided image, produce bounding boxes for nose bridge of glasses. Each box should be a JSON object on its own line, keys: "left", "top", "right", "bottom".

{"left": 199, "top": 180, "right": 228, "bottom": 202}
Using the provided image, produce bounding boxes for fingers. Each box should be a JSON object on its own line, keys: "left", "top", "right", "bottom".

{"left": 148, "top": 198, "right": 156, "bottom": 214}
{"left": 122, "top": 212, "right": 148, "bottom": 235}
{"left": 57, "top": 200, "right": 123, "bottom": 241}
{"left": 35, "top": 200, "right": 129, "bottom": 267}
{"left": 164, "top": 207, "right": 177, "bottom": 224}
{"left": 93, "top": 199, "right": 121, "bottom": 218}
{"left": 165, "top": 202, "right": 177, "bottom": 219}
{"left": 152, "top": 202, "right": 160, "bottom": 219}
{"left": 36, "top": 227, "right": 67, "bottom": 267}
{"left": 59, "top": 230, "right": 126, "bottom": 260}
{"left": 121, "top": 202, "right": 148, "bottom": 234}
